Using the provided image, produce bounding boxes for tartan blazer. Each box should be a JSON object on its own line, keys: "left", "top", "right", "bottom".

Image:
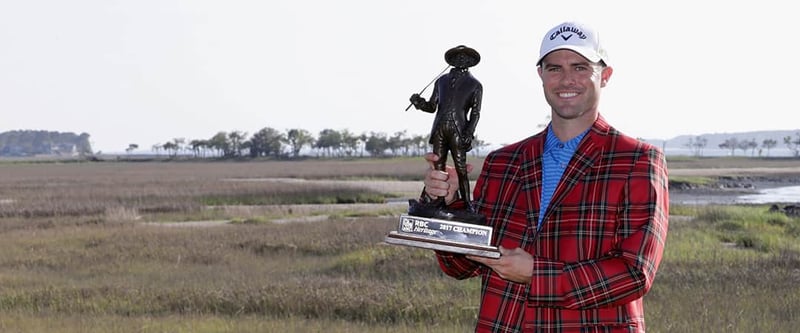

{"left": 436, "top": 115, "right": 669, "bottom": 332}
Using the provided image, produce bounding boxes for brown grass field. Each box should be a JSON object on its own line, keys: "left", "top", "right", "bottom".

{"left": 0, "top": 156, "right": 798, "bottom": 332}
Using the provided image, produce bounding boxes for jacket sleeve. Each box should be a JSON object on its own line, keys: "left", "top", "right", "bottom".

{"left": 528, "top": 147, "right": 669, "bottom": 309}
{"left": 435, "top": 250, "right": 484, "bottom": 280}
{"left": 415, "top": 78, "right": 441, "bottom": 113}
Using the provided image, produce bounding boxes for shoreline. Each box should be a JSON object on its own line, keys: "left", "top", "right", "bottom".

{"left": 669, "top": 171, "right": 800, "bottom": 205}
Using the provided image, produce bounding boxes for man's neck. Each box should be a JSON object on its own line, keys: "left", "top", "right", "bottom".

{"left": 549, "top": 113, "right": 597, "bottom": 141}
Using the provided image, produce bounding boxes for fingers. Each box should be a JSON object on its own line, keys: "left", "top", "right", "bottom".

{"left": 467, "top": 247, "right": 533, "bottom": 284}
{"left": 424, "top": 169, "right": 450, "bottom": 198}
{"left": 422, "top": 152, "right": 452, "bottom": 200}
{"left": 423, "top": 152, "right": 439, "bottom": 170}
{"left": 422, "top": 152, "right": 475, "bottom": 202}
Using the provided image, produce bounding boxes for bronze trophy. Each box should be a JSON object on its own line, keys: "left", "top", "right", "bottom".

{"left": 384, "top": 45, "right": 499, "bottom": 258}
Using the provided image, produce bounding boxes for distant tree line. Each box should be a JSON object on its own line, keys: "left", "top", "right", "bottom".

{"left": 0, "top": 130, "right": 93, "bottom": 157}
{"left": 144, "top": 128, "right": 491, "bottom": 159}
{"left": 684, "top": 132, "right": 800, "bottom": 157}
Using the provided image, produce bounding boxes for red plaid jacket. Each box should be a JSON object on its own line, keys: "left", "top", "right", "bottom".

{"left": 436, "top": 116, "right": 669, "bottom": 332}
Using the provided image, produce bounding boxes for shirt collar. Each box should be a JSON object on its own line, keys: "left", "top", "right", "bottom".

{"left": 544, "top": 125, "right": 589, "bottom": 152}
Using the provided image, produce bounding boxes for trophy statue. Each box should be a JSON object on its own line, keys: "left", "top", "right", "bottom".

{"left": 384, "top": 45, "right": 499, "bottom": 258}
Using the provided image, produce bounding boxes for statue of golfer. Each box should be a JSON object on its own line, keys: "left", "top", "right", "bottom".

{"left": 409, "top": 45, "right": 483, "bottom": 215}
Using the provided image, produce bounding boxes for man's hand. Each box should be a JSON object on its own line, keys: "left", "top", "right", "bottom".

{"left": 423, "top": 152, "right": 472, "bottom": 204}
{"left": 409, "top": 93, "right": 426, "bottom": 108}
{"left": 467, "top": 247, "right": 534, "bottom": 284}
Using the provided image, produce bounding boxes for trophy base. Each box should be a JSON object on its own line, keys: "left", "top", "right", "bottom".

{"left": 384, "top": 214, "right": 500, "bottom": 258}
{"left": 384, "top": 231, "right": 500, "bottom": 258}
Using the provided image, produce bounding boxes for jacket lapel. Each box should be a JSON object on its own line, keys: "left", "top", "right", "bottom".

{"left": 517, "top": 133, "right": 545, "bottom": 248}
{"left": 540, "top": 116, "right": 611, "bottom": 228}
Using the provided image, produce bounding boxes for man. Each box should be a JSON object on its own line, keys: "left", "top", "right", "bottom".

{"left": 422, "top": 22, "right": 669, "bottom": 332}
{"left": 410, "top": 45, "right": 482, "bottom": 211}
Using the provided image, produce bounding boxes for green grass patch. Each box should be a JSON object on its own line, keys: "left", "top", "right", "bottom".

{"left": 651, "top": 205, "right": 800, "bottom": 332}
{"left": 692, "top": 205, "right": 800, "bottom": 253}
{"left": 669, "top": 175, "right": 715, "bottom": 188}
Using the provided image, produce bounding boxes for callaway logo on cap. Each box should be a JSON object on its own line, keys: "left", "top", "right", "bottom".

{"left": 536, "top": 21, "right": 608, "bottom": 66}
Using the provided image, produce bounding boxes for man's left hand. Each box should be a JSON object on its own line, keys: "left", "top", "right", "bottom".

{"left": 467, "top": 247, "right": 533, "bottom": 284}
{"left": 460, "top": 136, "right": 473, "bottom": 151}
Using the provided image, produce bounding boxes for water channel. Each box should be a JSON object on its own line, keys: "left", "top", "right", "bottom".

{"left": 735, "top": 185, "right": 800, "bottom": 204}
{"left": 671, "top": 185, "right": 800, "bottom": 205}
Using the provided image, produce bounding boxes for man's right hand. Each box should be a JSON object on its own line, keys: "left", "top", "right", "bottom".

{"left": 409, "top": 93, "right": 425, "bottom": 107}
{"left": 423, "top": 152, "right": 472, "bottom": 204}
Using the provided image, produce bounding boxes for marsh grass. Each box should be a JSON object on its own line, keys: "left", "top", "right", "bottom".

{"left": 648, "top": 204, "right": 800, "bottom": 332}
{"left": 0, "top": 161, "right": 414, "bottom": 227}
{"left": 0, "top": 159, "right": 799, "bottom": 332}
{"left": 200, "top": 187, "right": 388, "bottom": 206}
{"left": 668, "top": 175, "right": 715, "bottom": 188}
{"left": 0, "top": 218, "right": 481, "bottom": 330}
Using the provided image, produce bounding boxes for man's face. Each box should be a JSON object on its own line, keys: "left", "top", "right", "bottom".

{"left": 537, "top": 49, "right": 611, "bottom": 121}
{"left": 451, "top": 53, "right": 475, "bottom": 69}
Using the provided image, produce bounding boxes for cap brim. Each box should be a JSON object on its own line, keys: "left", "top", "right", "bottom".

{"left": 536, "top": 45, "right": 602, "bottom": 66}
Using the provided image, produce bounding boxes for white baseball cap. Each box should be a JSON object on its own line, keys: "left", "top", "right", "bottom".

{"left": 536, "top": 22, "right": 608, "bottom": 66}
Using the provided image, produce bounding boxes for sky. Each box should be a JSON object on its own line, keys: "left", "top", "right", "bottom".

{"left": 1, "top": 0, "right": 798, "bottom": 153}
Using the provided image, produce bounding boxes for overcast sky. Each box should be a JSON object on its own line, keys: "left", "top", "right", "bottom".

{"left": 1, "top": 0, "right": 797, "bottom": 153}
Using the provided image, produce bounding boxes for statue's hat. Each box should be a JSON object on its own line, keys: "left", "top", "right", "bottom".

{"left": 444, "top": 45, "right": 480, "bottom": 68}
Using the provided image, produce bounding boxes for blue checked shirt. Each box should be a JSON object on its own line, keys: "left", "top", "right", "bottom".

{"left": 538, "top": 125, "right": 588, "bottom": 229}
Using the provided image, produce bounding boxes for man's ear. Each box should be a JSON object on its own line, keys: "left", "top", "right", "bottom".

{"left": 600, "top": 66, "right": 613, "bottom": 87}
